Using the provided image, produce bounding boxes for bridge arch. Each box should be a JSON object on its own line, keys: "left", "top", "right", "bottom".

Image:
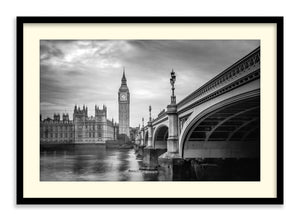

{"left": 153, "top": 124, "right": 168, "bottom": 150}
{"left": 179, "top": 90, "right": 260, "bottom": 159}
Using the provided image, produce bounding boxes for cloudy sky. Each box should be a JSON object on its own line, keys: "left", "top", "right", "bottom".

{"left": 40, "top": 40, "right": 259, "bottom": 127}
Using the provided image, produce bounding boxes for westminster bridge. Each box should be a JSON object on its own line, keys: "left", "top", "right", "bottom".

{"left": 134, "top": 47, "right": 260, "bottom": 180}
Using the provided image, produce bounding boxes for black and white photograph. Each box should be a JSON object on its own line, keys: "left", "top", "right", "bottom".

{"left": 40, "top": 40, "right": 261, "bottom": 181}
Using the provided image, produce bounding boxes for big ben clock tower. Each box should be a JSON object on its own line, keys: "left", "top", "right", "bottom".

{"left": 118, "top": 68, "right": 130, "bottom": 137}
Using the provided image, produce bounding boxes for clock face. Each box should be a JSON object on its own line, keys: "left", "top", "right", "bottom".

{"left": 120, "top": 93, "right": 127, "bottom": 101}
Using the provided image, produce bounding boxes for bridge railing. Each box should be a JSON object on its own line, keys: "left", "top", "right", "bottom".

{"left": 177, "top": 47, "right": 260, "bottom": 109}
{"left": 152, "top": 111, "right": 167, "bottom": 125}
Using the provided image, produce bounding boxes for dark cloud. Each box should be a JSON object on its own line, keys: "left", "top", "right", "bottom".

{"left": 40, "top": 41, "right": 64, "bottom": 62}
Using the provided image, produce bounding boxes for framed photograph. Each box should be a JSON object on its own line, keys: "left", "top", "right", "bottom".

{"left": 17, "top": 17, "right": 283, "bottom": 204}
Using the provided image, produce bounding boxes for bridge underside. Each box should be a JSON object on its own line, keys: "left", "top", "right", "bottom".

{"left": 154, "top": 125, "right": 168, "bottom": 149}
{"left": 142, "top": 126, "right": 168, "bottom": 169}
{"left": 183, "top": 96, "right": 260, "bottom": 180}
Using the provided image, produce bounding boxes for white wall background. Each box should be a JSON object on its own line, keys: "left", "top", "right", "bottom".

{"left": 0, "top": 0, "right": 297, "bottom": 220}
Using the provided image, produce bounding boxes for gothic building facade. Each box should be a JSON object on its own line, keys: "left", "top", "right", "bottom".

{"left": 40, "top": 105, "right": 118, "bottom": 144}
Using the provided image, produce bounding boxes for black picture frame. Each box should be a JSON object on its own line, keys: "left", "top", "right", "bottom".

{"left": 16, "top": 16, "right": 284, "bottom": 205}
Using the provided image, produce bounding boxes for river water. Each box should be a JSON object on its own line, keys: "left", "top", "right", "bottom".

{"left": 40, "top": 144, "right": 159, "bottom": 181}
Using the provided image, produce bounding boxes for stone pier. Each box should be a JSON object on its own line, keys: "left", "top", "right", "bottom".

{"left": 142, "top": 119, "right": 157, "bottom": 170}
{"left": 158, "top": 103, "right": 185, "bottom": 180}
{"left": 141, "top": 107, "right": 156, "bottom": 170}
{"left": 158, "top": 71, "right": 186, "bottom": 180}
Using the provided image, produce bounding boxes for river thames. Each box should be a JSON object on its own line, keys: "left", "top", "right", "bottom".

{"left": 40, "top": 144, "right": 160, "bottom": 181}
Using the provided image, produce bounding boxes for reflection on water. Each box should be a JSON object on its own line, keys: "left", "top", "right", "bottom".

{"left": 40, "top": 145, "right": 158, "bottom": 181}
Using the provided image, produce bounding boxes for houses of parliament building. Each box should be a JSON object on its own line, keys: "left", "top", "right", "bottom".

{"left": 40, "top": 70, "right": 130, "bottom": 144}
{"left": 40, "top": 105, "right": 118, "bottom": 144}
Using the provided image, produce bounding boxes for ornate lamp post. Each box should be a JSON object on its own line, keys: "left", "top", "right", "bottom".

{"left": 149, "top": 105, "right": 152, "bottom": 122}
{"left": 170, "top": 69, "right": 176, "bottom": 104}
{"left": 166, "top": 69, "right": 179, "bottom": 153}
{"left": 141, "top": 117, "right": 145, "bottom": 146}
{"left": 147, "top": 105, "right": 153, "bottom": 147}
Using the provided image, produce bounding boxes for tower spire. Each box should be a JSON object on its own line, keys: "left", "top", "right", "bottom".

{"left": 121, "top": 67, "right": 127, "bottom": 85}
